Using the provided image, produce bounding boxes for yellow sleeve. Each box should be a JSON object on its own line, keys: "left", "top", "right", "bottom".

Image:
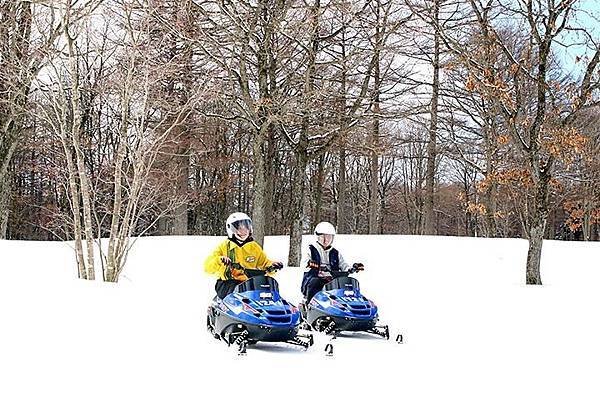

{"left": 204, "top": 239, "right": 228, "bottom": 278}
{"left": 253, "top": 243, "right": 272, "bottom": 271}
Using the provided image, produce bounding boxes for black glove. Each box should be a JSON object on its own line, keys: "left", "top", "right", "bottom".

{"left": 352, "top": 262, "right": 364, "bottom": 272}
{"left": 318, "top": 269, "right": 333, "bottom": 281}
{"left": 307, "top": 260, "right": 319, "bottom": 270}
{"left": 270, "top": 262, "right": 284, "bottom": 271}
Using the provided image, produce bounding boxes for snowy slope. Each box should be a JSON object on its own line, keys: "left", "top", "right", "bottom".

{"left": 1, "top": 235, "right": 600, "bottom": 394}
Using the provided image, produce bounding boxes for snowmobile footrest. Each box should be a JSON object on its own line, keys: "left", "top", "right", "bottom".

{"left": 367, "top": 324, "right": 390, "bottom": 339}
{"left": 286, "top": 333, "right": 314, "bottom": 349}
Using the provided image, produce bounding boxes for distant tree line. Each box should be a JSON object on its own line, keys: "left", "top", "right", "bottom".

{"left": 1, "top": 0, "right": 599, "bottom": 283}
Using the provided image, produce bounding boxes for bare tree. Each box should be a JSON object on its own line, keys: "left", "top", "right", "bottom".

{"left": 1, "top": 2, "right": 60, "bottom": 238}
{"left": 438, "top": 0, "right": 600, "bottom": 283}
{"left": 28, "top": 0, "right": 206, "bottom": 281}
{"left": 281, "top": 0, "right": 384, "bottom": 266}
{"left": 190, "top": 0, "right": 293, "bottom": 245}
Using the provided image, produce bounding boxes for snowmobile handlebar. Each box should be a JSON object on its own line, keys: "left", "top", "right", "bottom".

{"left": 230, "top": 262, "right": 282, "bottom": 277}
{"left": 318, "top": 269, "right": 358, "bottom": 279}
{"left": 319, "top": 267, "right": 359, "bottom": 276}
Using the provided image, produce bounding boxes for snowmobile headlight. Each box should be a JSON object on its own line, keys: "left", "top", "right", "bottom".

{"left": 242, "top": 303, "right": 261, "bottom": 315}
{"left": 330, "top": 298, "right": 347, "bottom": 311}
{"left": 317, "top": 299, "right": 330, "bottom": 308}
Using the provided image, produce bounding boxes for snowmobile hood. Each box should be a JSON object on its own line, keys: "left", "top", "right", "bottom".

{"left": 219, "top": 287, "right": 301, "bottom": 327}
{"left": 310, "top": 287, "right": 378, "bottom": 320}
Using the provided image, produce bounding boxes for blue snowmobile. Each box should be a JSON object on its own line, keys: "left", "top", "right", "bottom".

{"left": 207, "top": 263, "right": 314, "bottom": 355}
{"left": 300, "top": 268, "right": 390, "bottom": 340}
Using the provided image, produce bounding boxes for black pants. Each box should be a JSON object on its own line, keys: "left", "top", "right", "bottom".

{"left": 215, "top": 279, "right": 242, "bottom": 299}
{"left": 303, "top": 277, "right": 328, "bottom": 302}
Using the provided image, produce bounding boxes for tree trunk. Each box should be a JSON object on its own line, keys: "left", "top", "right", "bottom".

{"left": 172, "top": 20, "right": 193, "bottom": 236}
{"left": 423, "top": 0, "right": 440, "bottom": 236}
{"left": 583, "top": 197, "right": 592, "bottom": 241}
{"left": 288, "top": 146, "right": 309, "bottom": 267}
{"left": 0, "top": 122, "right": 18, "bottom": 239}
{"left": 368, "top": 142, "right": 379, "bottom": 234}
{"left": 0, "top": 2, "right": 32, "bottom": 239}
{"left": 263, "top": 126, "right": 276, "bottom": 235}
{"left": 172, "top": 145, "right": 190, "bottom": 236}
{"left": 368, "top": 0, "right": 381, "bottom": 235}
{"left": 106, "top": 70, "right": 133, "bottom": 282}
{"left": 526, "top": 217, "right": 545, "bottom": 285}
{"left": 157, "top": 215, "right": 170, "bottom": 235}
{"left": 251, "top": 0, "right": 277, "bottom": 246}
{"left": 483, "top": 181, "right": 498, "bottom": 237}
{"left": 288, "top": 0, "right": 319, "bottom": 266}
{"left": 337, "top": 147, "right": 347, "bottom": 234}
{"left": 314, "top": 153, "right": 325, "bottom": 225}
{"left": 379, "top": 186, "right": 386, "bottom": 234}
{"left": 0, "top": 174, "right": 11, "bottom": 239}
{"left": 252, "top": 123, "right": 269, "bottom": 246}
{"left": 264, "top": 14, "right": 279, "bottom": 237}
{"left": 336, "top": 25, "right": 348, "bottom": 235}
{"left": 66, "top": 10, "right": 95, "bottom": 280}
{"left": 526, "top": 170, "right": 551, "bottom": 285}
{"left": 61, "top": 140, "right": 87, "bottom": 280}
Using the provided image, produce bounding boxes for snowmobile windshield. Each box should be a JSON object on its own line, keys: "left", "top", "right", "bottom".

{"left": 324, "top": 276, "right": 359, "bottom": 292}
{"left": 234, "top": 275, "right": 279, "bottom": 294}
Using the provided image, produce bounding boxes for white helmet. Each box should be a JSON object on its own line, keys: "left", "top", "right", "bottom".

{"left": 314, "top": 221, "right": 336, "bottom": 236}
{"left": 226, "top": 212, "right": 253, "bottom": 238}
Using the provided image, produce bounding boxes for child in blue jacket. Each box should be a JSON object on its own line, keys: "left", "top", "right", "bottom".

{"left": 300, "top": 221, "right": 364, "bottom": 302}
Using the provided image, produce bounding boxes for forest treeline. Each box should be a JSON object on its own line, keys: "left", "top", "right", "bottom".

{"left": 1, "top": 0, "right": 598, "bottom": 283}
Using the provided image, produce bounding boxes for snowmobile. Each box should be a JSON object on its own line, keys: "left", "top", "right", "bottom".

{"left": 207, "top": 263, "right": 314, "bottom": 355}
{"left": 299, "top": 268, "right": 390, "bottom": 344}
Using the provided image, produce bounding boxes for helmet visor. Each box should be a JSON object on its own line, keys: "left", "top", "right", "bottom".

{"left": 232, "top": 219, "right": 252, "bottom": 233}
{"left": 317, "top": 233, "right": 334, "bottom": 244}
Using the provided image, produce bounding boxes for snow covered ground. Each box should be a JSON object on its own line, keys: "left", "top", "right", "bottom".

{"left": 1, "top": 235, "right": 600, "bottom": 393}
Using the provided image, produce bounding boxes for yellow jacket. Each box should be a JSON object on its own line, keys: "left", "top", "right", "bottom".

{"left": 204, "top": 238, "right": 273, "bottom": 281}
